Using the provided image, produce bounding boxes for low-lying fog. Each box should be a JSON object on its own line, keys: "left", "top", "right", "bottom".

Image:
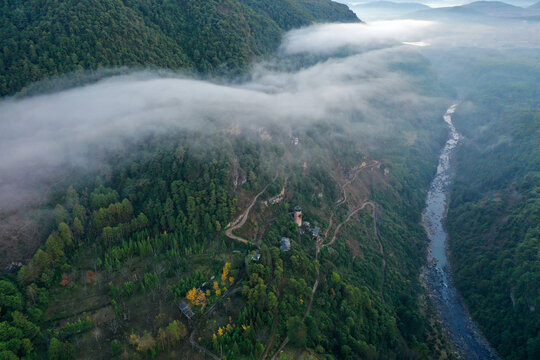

{"left": 0, "top": 20, "right": 448, "bottom": 213}
{"left": 1, "top": 3, "right": 539, "bottom": 263}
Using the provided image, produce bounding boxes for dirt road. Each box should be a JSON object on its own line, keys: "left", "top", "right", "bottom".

{"left": 225, "top": 172, "right": 278, "bottom": 245}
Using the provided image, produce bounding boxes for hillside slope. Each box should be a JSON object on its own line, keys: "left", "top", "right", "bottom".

{"left": 445, "top": 49, "right": 540, "bottom": 360}
{"left": 0, "top": 34, "right": 457, "bottom": 358}
{"left": 0, "top": 111, "right": 453, "bottom": 360}
{"left": 0, "top": 0, "right": 358, "bottom": 96}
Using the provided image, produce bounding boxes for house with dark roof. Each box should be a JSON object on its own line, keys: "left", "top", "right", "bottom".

{"left": 280, "top": 237, "right": 291, "bottom": 251}
{"left": 178, "top": 301, "right": 194, "bottom": 320}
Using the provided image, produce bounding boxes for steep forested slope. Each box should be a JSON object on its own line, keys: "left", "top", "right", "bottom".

{"left": 0, "top": 47, "right": 457, "bottom": 358}
{"left": 0, "top": 123, "right": 454, "bottom": 359}
{"left": 0, "top": 0, "right": 358, "bottom": 96}
{"left": 445, "top": 49, "right": 540, "bottom": 360}
{"left": 0, "top": 1, "right": 473, "bottom": 358}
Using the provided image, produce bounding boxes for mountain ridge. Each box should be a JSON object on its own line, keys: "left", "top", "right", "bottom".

{"left": 405, "top": 0, "right": 540, "bottom": 21}
{"left": 0, "top": 0, "right": 359, "bottom": 97}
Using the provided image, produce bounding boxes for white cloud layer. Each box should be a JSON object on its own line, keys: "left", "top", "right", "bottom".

{"left": 280, "top": 20, "right": 435, "bottom": 55}
{"left": 0, "top": 22, "right": 444, "bottom": 186}
{"left": 8, "top": 11, "right": 539, "bottom": 212}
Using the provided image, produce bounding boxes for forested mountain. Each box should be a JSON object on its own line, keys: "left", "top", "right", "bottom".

{"left": 2, "top": 116, "right": 462, "bottom": 360}
{"left": 6, "top": 0, "right": 539, "bottom": 359}
{"left": 443, "top": 48, "right": 540, "bottom": 359}
{"left": 0, "top": 0, "right": 358, "bottom": 96}
{"left": 0, "top": 21, "right": 461, "bottom": 356}
{"left": 0, "top": 106, "right": 457, "bottom": 359}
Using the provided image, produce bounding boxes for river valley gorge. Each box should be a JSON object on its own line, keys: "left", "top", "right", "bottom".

{"left": 423, "top": 105, "right": 501, "bottom": 360}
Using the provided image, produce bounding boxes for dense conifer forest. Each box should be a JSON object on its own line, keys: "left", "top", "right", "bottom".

{"left": 0, "top": 119, "right": 459, "bottom": 359}
{"left": 2, "top": 1, "right": 539, "bottom": 359}
{"left": 0, "top": 0, "right": 358, "bottom": 96}
{"left": 0, "top": 1, "right": 455, "bottom": 357}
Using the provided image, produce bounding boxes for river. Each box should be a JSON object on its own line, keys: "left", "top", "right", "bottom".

{"left": 422, "top": 104, "right": 500, "bottom": 360}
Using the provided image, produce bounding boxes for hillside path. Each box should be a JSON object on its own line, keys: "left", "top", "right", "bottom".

{"left": 272, "top": 162, "right": 382, "bottom": 359}
{"left": 225, "top": 171, "right": 279, "bottom": 245}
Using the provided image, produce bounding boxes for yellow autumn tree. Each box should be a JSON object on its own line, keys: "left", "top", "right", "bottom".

{"left": 186, "top": 287, "right": 197, "bottom": 302}
{"left": 221, "top": 262, "right": 231, "bottom": 283}
{"left": 195, "top": 290, "right": 206, "bottom": 307}
{"left": 186, "top": 287, "right": 208, "bottom": 307}
{"left": 213, "top": 281, "right": 221, "bottom": 296}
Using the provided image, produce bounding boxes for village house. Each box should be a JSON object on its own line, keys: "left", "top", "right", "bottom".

{"left": 280, "top": 237, "right": 291, "bottom": 251}
{"left": 178, "top": 300, "right": 194, "bottom": 320}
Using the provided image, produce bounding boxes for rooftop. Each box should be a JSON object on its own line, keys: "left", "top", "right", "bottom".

{"left": 280, "top": 237, "right": 291, "bottom": 251}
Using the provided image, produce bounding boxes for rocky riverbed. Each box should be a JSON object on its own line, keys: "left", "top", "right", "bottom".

{"left": 422, "top": 104, "right": 500, "bottom": 360}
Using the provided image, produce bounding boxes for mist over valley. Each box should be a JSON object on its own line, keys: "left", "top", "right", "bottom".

{"left": 0, "top": 1, "right": 538, "bottom": 359}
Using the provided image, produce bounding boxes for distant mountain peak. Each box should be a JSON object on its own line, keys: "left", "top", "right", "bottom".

{"left": 463, "top": 1, "right": 522, "bottom": 10}
{"left": 406, "top": 0, "right": 540, "bottom": 20}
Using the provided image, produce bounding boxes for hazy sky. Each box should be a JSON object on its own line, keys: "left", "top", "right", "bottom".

{"left": 337, "top": 0, "right": 540, "bottom": 24}
{"left": 337, "top": 0, "right": 538, "bottom": 9}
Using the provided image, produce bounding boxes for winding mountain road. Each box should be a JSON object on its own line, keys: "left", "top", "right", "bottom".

{"left": 324, "top": 160, "right": 379, "bottom": 239}
{"left": 224, "top": 171, "right": 279, "bottom": 246}
{"left": 272, "top": 161, "right": 384, "bottom": 359}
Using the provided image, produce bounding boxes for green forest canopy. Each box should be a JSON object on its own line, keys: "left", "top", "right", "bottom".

{"left": 0, "top": 0, "right": 358, "bottom": 96}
